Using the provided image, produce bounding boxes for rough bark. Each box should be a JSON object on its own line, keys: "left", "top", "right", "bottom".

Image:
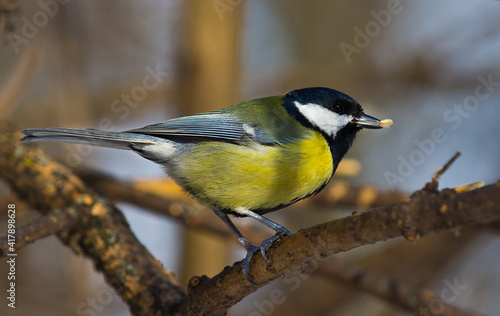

{"left": 0, "top": 121, "right": 185, "bottom": 316}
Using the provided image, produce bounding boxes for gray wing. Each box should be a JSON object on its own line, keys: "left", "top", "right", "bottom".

{"left": 125, "top": 112, "right": 276, "bottom": 145}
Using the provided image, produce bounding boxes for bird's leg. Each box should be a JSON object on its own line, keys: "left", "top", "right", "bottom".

{"left": 212, "top": 207, "right": 262, "bottom": 283}
{"left": 235, "top": 209, "right": 292, "bottom": 237}
{"left": 232, "top": 209, "right": 293, "bottom": 265}
{"left": 212, "top": 207, "right": 293, "bottom": 283}
{"left": 237, "top": 210, "right": 309, "bottom": 275}
{"left": 241, "top": 211, "right": 309, "bottom": 275}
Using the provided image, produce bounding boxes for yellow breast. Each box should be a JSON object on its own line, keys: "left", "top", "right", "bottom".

{"left": 178, "top": 130, "right": 334, "bottom": 212}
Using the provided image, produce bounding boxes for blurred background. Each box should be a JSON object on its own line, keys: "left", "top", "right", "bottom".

{"left": 0, "top": 0, "right": 499, "bottom": 315}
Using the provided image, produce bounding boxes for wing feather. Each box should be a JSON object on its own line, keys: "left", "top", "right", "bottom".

{"left": 125, "top": 112, "right": 276, "bottom": 144}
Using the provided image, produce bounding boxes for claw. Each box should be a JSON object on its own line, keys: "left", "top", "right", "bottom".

{"left": 241, "top": 244, "right": 260, "bottom": 284}
{"left": 260, "top": 229, "right": 293, "bottom": 263}
{"left": 260, "top": 247, "right": 272, "bottom": 265}
{"left": 241, "top": 231, "right": 294, "bottom": 283}
{"left": 259, "top": 235, "right": 280, "bottom": 264}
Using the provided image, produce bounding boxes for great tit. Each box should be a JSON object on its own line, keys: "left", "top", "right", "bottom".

{"left": 21, "top": 87, "right": 391, "bottom": 282}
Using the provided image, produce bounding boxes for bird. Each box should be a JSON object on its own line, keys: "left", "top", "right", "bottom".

{"left": 21, "top": 87, "right": 392, "bottom": 283}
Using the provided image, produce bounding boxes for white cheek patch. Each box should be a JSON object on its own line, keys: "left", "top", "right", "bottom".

{"left": 294, "top": 101, "right": 353, "bottom": 137}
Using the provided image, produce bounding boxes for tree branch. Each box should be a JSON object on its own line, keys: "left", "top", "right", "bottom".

{"left": 0, "top": 121, "right": 185, "bottom": 315}
{"left": 315, "top": 260, "right": 479, "bottom": 316}
{"left": 312, "top": 180, "right": 407, "bottom": 208}
{"left": 180, "top": 181, "right": 500, "bottom": 315}
{"left": 2, "top": 120, "right": 496, "bottom": 315}
{"left": 76, "top": 169, "right": 407, "bottom": 218}
{"left": 62, "top": 153, "right": 484, "bottom": 316}
{"left": 0, "top": 207, "right": 80, "bottom": 256}
{"left": 74, "top": 168, "right": 243, "bottom": 239}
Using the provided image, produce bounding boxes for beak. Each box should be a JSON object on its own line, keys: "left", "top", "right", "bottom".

{"left": 353, "top": 113, "right": 383, "bottom": 129}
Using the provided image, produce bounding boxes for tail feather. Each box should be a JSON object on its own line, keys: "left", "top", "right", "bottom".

{"left": 21, "top": 128, "right": 158, "bottom": 150}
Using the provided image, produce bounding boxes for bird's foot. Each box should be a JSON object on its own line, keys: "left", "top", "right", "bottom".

{"left": 241, "top": 243, "right": 261, "bottom": 284}
{"left": 240, "top": 228, "right": 293, "bottom": 284}
{"left": 259, "top": 228, "right": 293, "bottom": 264}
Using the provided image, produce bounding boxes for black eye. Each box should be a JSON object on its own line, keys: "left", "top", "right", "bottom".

{"left": 333, "top": 104, "right": 343, "bottom": 114}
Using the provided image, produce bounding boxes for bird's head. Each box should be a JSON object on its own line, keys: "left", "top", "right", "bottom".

{"left": 283, "top": 87, "right": 390, "bottom": 140}
{"left": 282, "top": 87, "right": 391, "bottom": 162}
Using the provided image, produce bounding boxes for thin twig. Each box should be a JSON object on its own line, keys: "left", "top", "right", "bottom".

{"left": 432, "top": 152, "right": 462, "bottom": 182}
{"left": 422, "top": 151, "right": 462, "bottom": 193}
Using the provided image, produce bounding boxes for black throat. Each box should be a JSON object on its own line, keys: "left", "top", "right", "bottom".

{"left": 328, "top": 125, "right": 359, "bottom": 170}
